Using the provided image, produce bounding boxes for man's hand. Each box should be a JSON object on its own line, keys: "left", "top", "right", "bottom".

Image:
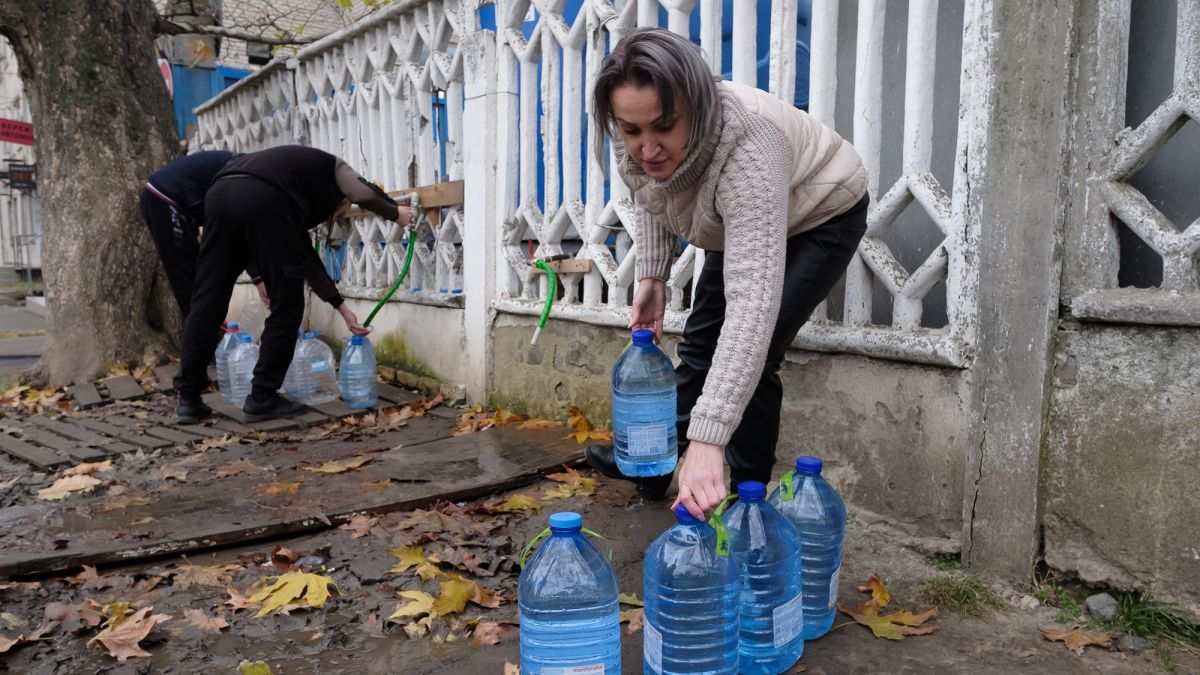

{"left": 396, "top": 205, "right": 413, "bottom": 227}
{"left": 255, "top": 281, "right": 270, "bottom": 308}
{"left": 338, "top": 304, "right": 372, "bottom": 336}
{"left": 630, "top": 278, "right": 667, "bottom": 342}
{"left": 673, "top": 441, "right": 727, "bottom": 520}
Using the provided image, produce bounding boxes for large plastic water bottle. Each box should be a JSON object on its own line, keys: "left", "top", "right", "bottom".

{"left": 338, "top": 334, "right": 377, "bottom": 409}
{"left": 227, "top": 334, "right": 259, "bottom": 409}
{"left": 612, "top": 328, "right": 677, "bottom": 477}
{"left": 723, "top": 481, "right": 805, "bottom": 674}
{"left": 519, "top": 512, "right": 621, "bottom": 674}
{"left": 282, "top": 330, "right": 307, "bottom": 401}
{"left": 215, "top": 322, "right": 243, "bottom": 405}
{"left": 297, "top": 331, "right": 337, "bottom": 405}
{"left": 768, "top": 456, "right": 846, "bottom": 640}
{"left": 644, "top": 504, "right": 740, "bottom": 674}
{"left": 238, "top": 298, "right": 266, "bottom": 342}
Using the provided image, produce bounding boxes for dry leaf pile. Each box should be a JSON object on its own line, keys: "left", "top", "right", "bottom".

{"left": 839, "top": 573, "right": 939, "bottom": 640}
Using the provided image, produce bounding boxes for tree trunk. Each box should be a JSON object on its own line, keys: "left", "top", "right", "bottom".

{"left": 0, "top": 0, "right": 181, "bottom": 386}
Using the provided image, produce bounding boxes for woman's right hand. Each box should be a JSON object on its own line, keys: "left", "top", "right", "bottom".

{"left": 630, "top": 278, "right": 667, "bottom": 342}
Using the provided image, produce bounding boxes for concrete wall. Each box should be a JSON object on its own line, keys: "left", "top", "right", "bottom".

{"left": 491, "top": 313, "right": 968, "bottom": 544}
{"left": 1044, "top": 323, "right": 1200, "bottom": 617}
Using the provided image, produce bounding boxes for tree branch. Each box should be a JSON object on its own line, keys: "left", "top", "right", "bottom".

{"left": 154, "top": 16, "right": 329, "bottom": 45}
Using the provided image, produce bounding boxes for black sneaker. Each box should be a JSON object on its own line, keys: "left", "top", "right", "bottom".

{"left": 177, "top": 397, "right": 213, "bottom": 425}
{"left": 242, "top": 394, "right": 307, "bottom": 423}
{"left": 584, "top": 444, "right": 673, "bottom": 501}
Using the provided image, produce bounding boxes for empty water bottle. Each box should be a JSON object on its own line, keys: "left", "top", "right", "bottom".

{"left": 282, "top": 330, "right": 306, "bottom": 400}
{"left": 612, "top": 328, "right": 677, "bottom": 477}
{"left": 227, "top": 334, "right": 259, "bottom": 409}
{"left": 644, "top": 504, "right": 740, "bottom": 675}
{"left": 238, "top": 297, "right": 266, "bottom": 342}
{"left": 215, "top": 322, "right": 243, "bottom": 405}
{"left": 519, "top": 512, "right": 620, "bottom": 674}
{"left": 724, "top": 481, "right": 805, "bottom": 674}
{"left": 338, "top": 334, "right": 377, "bottom": 409}
{"left": 768, "top": 456, "right": 846, "bottom": 640}
{"left": 300, "top": 332, "right": 337, "bottom": 405}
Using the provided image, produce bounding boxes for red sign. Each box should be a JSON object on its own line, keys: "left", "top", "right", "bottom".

{"left": 0, "top": 119, "right": 34, "bottom": 146}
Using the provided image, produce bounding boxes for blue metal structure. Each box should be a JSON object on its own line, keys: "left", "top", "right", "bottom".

{"left": 170, "top": 64, "right": 251, "bottom": 141}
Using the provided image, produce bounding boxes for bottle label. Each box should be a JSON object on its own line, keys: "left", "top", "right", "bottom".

{"left": 627, "top": 424, "right": 668, "bottom": 457}
{"left": 773, "top": 592, "right": 805, "bottom": 648}
{"left": 541, "top": 665, "right": 605, "bottom": 675}
{"left": 829, "top": 564, "right": 841, "bottom": 609}
{"left": 643, "top": 619, "right": 663, "bottom": 673}
{"left": 310, "top": 359, "right": 330, "bottom": 372}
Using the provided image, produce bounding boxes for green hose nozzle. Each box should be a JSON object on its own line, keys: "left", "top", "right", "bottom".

{"left": 363, "top": 192, "right": 421, "bottom": 329}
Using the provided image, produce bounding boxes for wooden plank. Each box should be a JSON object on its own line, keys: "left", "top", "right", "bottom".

{"left": 532, "top": 258, "right": 593, "bottom": 275}
{"left": 65, "top": 383, "right": 105, "bottom": 410}
{"left": 345, "top": 180, "right": 465, "bottom": 219}
{"left": 202, "top": 392, "right": 305, "bottom": 432}
{"left": 376, "top": 383, "right": 419, "bottom": 406}
{"left": 0, "top": 432, "right": 70, "bottom": 469}
{"left": 25, "top": 416, "right": 138, "bottom": 454}
{"left": 146, "top": 413, "right": 227, "bottom": 438}
{"left": 208, "top": 418, "right": 255, "bottom": 435}
{"left": 69, "top": 418, "right": 173, "bottom": 450}
{"left": 152, "top": 365, "right": 178, "bottom": 393}
{"left": 0, "top": 424, "right": 583, "bottom": 576}
{"left": 15, "top": 426, "right": 107, "bottom": 462}
{"left": 101, "top": 376, "right": 147, "bottom": 401}
{"left": 103, "top": 415, "right": 201, "bottom": 446}
{"left": 312, "top": 399, "right": 365, "bottom": 419}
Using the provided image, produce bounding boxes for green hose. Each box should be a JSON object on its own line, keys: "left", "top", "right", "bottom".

{"left": 530, "top": 259, "right": 557, "bottom": 346}
{"left": 363, "top": 225, "right": 416, "bottom": 328}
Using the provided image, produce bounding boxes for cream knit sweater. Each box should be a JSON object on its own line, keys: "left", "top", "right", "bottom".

{"left": 618, "top": 80, "right": 867, "bottom": 447}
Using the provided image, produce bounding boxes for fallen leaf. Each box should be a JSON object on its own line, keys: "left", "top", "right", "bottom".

{"left": 542, "top": 467, "right": 596, "bottom": 500}
{"left": 44, "top": 601, "right": 103, "bottom": 633}
{"left": 403, "top": 616, "right": 434, "bottom": 638}
{"left": 65, "top": 460, "right": 113, "bottom": 476}
{"left": 87, "top": 606, "right": 171, "bottom": 662}
{"left": 562, "top": 406, "right": 615, "bottom": 443}
{"left": 620, "top": 607, "right": 644, "bottom": 634}
{"left": 1039, "top": 626, "right": 1113, "bottom": 655}
{"left": 214, "top": 459, "right": 268, "bottom": 478}
{"left": 516, "top": 418, "right": 563, "bottom": 431}
{"left": 0, "top": 634, "right": 23, "bottom": 653}
{"left": 0, "top": 476, "right": 19, "bottom": 491}
{"left": 619, "top": 593, "right": 644, "bottom": 607}
{"left": 858, "top": 573, "right": 891, "bottom": 608}
{"left": 387, "top": 590, "right": 436, "bottom": 621}
{"left": 387, "top": 546, "right": 444, "bottom": 581}
{"left": 225, "top": 585, "right": 256, "bottom": 612}
{"left": 433, "top": 575, "right": 503, "bottom": 616}
{"left": 198, "top": 434, "right": 240, "bottom": 451}
{"left": 839, "top": 602, "right": 938, "bottom": 640}
{"left": 37, "top": 474, "right": 102, "bottom": 501}
{"left": 255, "top": 479, "right": 303, "bottom": 497}
{"left": 473, "top": 620, "right": 518, "bottom": 646}
{"left": 302, "top": 455, "right": 372, "bottom": 474}
{"left": 171, "top": 558, "right": 240, "bottom": 589}
{"left": 338, "top": 514, "right": 379, "bottom": 538}
{"left": 183, "top": 608, "right": 229, "bottom": 634}
{"left": 153, "top": 464, "right": 189, "bottom": 482}
{"left": 490, "top": 494, "right": 543, "bottom": 516}
{"left": 433, "top": 546, "right": 491, "bottom": 577}
{"left": 0, "top": 612, "right": 27, "bottom": 630}
{"left": 102, "top": 494, "right": 156, "bottom": 511}
{"left": 237, "top": 660, "right": 273, "bottom": 675}
{"left": 247, "top": 572, "right": 339, "bottom": 617}
{"left": 271, "top": 546, "right": 298, "bottom": 572}
{"left": 504, "top": 662, "right": 520, "bottom": 675}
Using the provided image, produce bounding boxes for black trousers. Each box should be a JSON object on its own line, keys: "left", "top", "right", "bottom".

{"left": 140, "top": 189, "right": 200, "bottom": 323}
{"left": 676, "top": 195, "right": 869, "bottom": 485}
{"left": 173, "top": 176, "right": 309, "bottom": 403}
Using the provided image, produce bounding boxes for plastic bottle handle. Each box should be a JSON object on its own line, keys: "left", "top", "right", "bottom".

{"left": 519, "top": 527, "right": 612, "bottom": 568}
{"left": 779, "top": 470, "right": 797, "bottom": 502}
{"left": 706, "top": 494, "right": 738, "bottom": 558}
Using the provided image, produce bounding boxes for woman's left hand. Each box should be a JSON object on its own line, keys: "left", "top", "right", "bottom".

{"left": 338, "top": 305, "right": 372, "bottom": 336}
{"left": 673, "top": 441, "right": 727, "bottom": 520}
{"left": 396, "top": 206, "right": 413, "bottom": 227}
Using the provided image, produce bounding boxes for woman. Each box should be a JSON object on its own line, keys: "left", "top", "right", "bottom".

{"left": 585, "top": 29, "right": 869, "bottom": 519}
{"left": 174, "top": 145, "right": 411, "bottom": 424}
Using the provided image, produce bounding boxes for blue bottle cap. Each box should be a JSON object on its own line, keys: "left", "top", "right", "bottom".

{"left": 674, "top": 504, "right": 702, "bottom": 524}
{"left": 737, "top": 481, "right": 766, "bottom": 500}
{"left": 305, "top": 330, "right": 321, "bottom": 339}
{"left": 796, "top": 456, "right": 823, "bottom": 474}
{"left": 227, "top": 322, "right": 239, "bottom": 330}
{"left": 237, "top": 334, "right": 253, "bottom": 343}
{"left": 549, "top": 512, "right": 582, "bottom": 531}
{"left": 631, "top": 329, "right": 654, "bottom": 344}
{"left": 451, "top": 289, "right": 462, "bottom": 294}
{"left": 349, "top": 335, "right": 365, "bottom": 346}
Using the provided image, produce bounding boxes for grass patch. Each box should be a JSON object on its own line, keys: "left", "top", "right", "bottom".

{"left": 1091, "top": 592, "right": 1200, "bottom": 672}
{"left": 931, "top": 553, "right": 961, "bottom": 572}
{"left": 1034, "top": 581, "right": 1086, "bottom": 624}
{"left": 919, "top": 573, "right": 1003, "bottom": 616}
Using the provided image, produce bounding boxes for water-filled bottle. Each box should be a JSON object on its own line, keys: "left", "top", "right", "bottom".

{"left": 612, "top": 328, "right": 677, "bottom": 477}
{"left": 768, "top": 456, "right": 846, "bottom": 640}
{"left": 227, "top": 334, "right": 259, "bottom": 409}
{"left": 519, "top": 512, "right": 621, "bottom": 674}
{"left": 238, "top": 297, "right": 266, "bottom": 342}
{"left": 215, "top": 322, "right": 242, "bottom": 405}
{"left": 338, "top": 334, "right": 377, "bottom": 409}
{"left": 302, "top": 332, "right": 338, "bottom": 405}
{"left": 644, "top": 504, "right": 740, "bottom": 674}
{"left": 723, "top": 481, "right": 805, "bottom": 674}
{"left": 282, "top": 330, "right": 306, "bottom": 401}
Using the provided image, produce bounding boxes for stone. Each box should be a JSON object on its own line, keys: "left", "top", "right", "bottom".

{"left": 1085, "top": 592, "right": 1119, "bottom": 620}
{"left": 1016, "top": 594, "right": 1040, "bottom": 611}
{"left": 1117, "top": 635, "right": 1153, "bottom": 654}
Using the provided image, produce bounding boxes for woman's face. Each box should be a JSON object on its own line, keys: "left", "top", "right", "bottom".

{"left": 610, "top": 83, "right": 691, "bottom": 180}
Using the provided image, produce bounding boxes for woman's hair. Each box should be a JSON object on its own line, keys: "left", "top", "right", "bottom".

{"left": 592, "top": 28, "right": 718, "bottom": 167}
